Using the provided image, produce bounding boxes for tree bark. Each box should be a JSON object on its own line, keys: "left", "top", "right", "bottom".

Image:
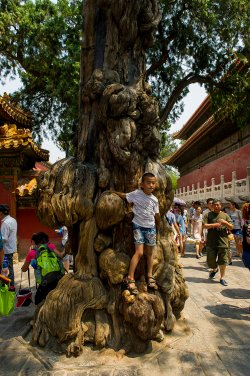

{"left": 33, "top": 0, "right": 188, "bottom": 356}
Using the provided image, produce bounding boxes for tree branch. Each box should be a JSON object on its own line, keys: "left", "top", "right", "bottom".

{"left": 159, "top": 73, "right": 220, "bottom": 125}
{"left": 146, "top": 3, "right": 189, "bottom": 78}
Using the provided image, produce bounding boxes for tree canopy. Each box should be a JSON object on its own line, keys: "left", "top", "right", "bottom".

{"left": 0, "top": 0, "right": 249, "bottom": 153}
{"left": 0, "top": 0, "right": 82, "bottom": 152}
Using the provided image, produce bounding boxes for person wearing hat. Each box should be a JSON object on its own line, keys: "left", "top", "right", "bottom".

{"left": 0, "top": 204, "right": 17, "bottom": 290}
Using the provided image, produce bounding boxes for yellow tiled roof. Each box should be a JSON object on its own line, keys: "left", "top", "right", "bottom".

{"left": 0, "top": 93, "right": 32, "bottom": 127}
{"left": 0, "top": 124, "right": 49, "bottom": 161}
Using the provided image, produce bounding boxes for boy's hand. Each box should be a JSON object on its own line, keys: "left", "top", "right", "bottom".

{"left": 110, "top": 191, "right": 126, "bottom": 200}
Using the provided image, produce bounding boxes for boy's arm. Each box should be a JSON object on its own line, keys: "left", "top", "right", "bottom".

{"left": 111, "top": 191, "right": 127, "bottom": 200}
{"left": 155, "top": 213, "right": 161, "bottom": 232}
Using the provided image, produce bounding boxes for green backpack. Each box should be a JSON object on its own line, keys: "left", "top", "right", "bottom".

{"left": 35, "top": 245, "right": 65, "bottom": 286}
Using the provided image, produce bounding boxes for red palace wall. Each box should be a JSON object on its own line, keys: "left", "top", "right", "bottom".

{"left": 16, "top": 208, "right": 61, "bottom": 259}
{"left": 177, "top": 143, "right": 250, "bottom": 189}
{"left": 0, "top": 182, "right": 14, "bottom": 213}
{"left": 0, "top": 183, "right": 61, "bottom": 258}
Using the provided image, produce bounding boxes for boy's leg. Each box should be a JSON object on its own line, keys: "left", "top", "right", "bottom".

{"left": 143, "top": 227, "right": 157, "bottom": 288}
{"left": 125, "top": 243, "right": 143, "bottom": 294}
{"left": 144, "top": 245, "right": 154, "bottom": 277}
{"left": 128, "top": 243, "right": 144, "bottom": 280}
{"left": 145, "top": 245, "right": 157, "bottom": 289}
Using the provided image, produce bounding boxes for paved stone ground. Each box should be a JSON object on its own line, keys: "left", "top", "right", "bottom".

{"left": 0, "top": 243, "right": 249, "bottom": 376}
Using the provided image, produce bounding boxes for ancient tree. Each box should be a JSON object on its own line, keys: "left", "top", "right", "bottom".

{"left": 33, "top": 0, "right": 188, "bottom": 356}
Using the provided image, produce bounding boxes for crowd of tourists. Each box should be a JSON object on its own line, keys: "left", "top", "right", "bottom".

{"left": 0, "top": 176, "right": 249, "bottom": 309}
{"left": 167, "top": 198, "right": 250, "bottom": 287}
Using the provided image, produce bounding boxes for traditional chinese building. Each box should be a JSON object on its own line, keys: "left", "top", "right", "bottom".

{"left": 162, "top": 95, "right": 250, "bottom": 204}
{"left": 0, "top": 93, "right": 59, "bottom": 258}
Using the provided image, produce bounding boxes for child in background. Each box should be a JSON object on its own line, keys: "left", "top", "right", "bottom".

{"left": 174, "top": 206, "right": 186, "bottom": 256}
{"left": 22, "top": 232, "right": 64, "bottom": 305}
{"left": 227, "top": 201, "right": 243, "bottom": 257}
{"left": 55, "top": 226, "right": 70, "bottom": 272}
{"left": 21, "top": 232, "right": 63, "bottom": 272}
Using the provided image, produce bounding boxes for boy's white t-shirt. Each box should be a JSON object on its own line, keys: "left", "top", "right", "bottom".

{"left": 126, "top": 189, "right": 159, "bottom": 228}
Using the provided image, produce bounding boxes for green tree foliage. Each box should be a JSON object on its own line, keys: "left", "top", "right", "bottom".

{"left": 160, "top": 123, "right": 178, "bottom": 160}
{"left": 0, "top": 0, "right": 82, "bottom": 151}
{"left": 211, "top": 53, "right": 250, "bottom": 128}
{"left": 148, "top": 0, "right": 250, "bottom": 125}
{"left": 0, "top": 0, "right": 249, "bottom": 154}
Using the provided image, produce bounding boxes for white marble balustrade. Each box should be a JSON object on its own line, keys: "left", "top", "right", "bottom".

{"left": 175, "top": 167, "right": 250, "bottom": 203}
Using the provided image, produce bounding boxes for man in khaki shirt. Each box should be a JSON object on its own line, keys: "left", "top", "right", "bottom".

{"left": 203, "top": 199, "right": 233, "bottom": 286}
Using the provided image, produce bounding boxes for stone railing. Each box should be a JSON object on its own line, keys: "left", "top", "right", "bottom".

{"left": 175, "top": 167, "right": 250, "bottom": 203}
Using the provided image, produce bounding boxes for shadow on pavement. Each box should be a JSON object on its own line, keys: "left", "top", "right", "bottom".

{"left": 220, "top": 288, "right": 250, "bottom": 300}
{"left": 184, "top": 276, "right": 214, "bottom": 284}
{"left": 183, "top": 266, "right": 207, "bottom": 272}
{"left": 0, "top": 306, "right": 35, "bottom": 341}
{"left": 205, "top": 303, "right": 250, "bottom": 320}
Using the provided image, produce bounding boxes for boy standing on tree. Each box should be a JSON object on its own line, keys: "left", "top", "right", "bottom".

{"left": 113, "top": 172, "right": 160, "bottom": 295}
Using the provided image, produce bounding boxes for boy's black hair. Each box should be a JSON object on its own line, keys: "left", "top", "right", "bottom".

{"left": 142, "top": 172, "right": 156, "bottom": 182}
{"left": 0, "top": 204, "right": 9, "bottom": 215}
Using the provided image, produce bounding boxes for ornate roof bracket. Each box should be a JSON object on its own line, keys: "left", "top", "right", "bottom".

{"left": 0, "top": 93, "right": 32, "bottom": 128}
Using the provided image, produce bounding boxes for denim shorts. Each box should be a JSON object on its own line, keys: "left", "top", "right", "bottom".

{"left": 232, "top": 229, "right": 243, "bottom": 237}
{"left": 132, "top": 224, "right": 156, "bottom": 246}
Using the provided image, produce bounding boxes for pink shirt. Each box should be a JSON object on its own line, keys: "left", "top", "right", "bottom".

{"left": 25, "top": 243, "right": 56, "bottom": 263}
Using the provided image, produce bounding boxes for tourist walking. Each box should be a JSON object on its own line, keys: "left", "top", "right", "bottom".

{"left": 174, "top": 206, "right": 186, "bottom": 257}
{"left": 202, "top": 198, "right": 214, "bottom": 254}
{"left": 166, "top": 208, "right": 181, "bottom": 243}
{"left": 0, "top": 204, "right": 17, "bottom": 290}
{"left": 203, "top": 199, "right": 233, "bottom": 286}
{"left": 189, "top": 201, "right": 201, "bottom": 235}
{"left": 191, "top": 206, "right": 203, "bottom": 259}
{"left": 227, "top": 201, "right": 243, "bottom": 257}
{"left": 241, "top": 202, "right": 250, "bottom": 311}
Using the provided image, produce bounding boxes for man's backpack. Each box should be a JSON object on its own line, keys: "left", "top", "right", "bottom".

{"left": 35, "top": 245, "right": 64, "bottom": 286}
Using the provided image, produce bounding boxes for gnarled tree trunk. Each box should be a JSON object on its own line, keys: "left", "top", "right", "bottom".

{"left": 33, "top": 0, "right": 188, "bottom": 356}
